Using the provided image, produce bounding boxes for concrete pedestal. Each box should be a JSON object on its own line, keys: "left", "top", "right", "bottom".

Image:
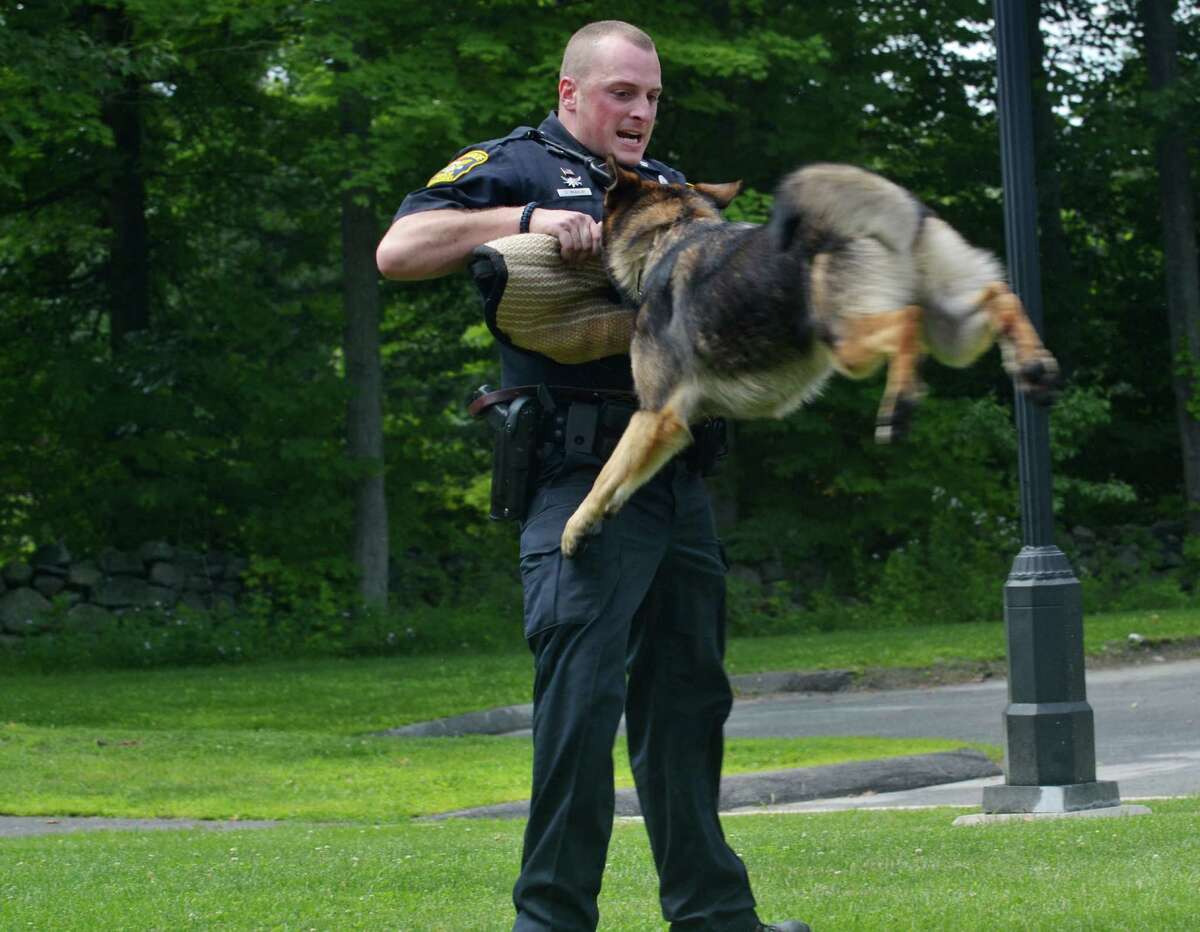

{"left": 982, "top": 779, "right": 1120, "bottom": 814}
{"left": 954, "top": 803, "right": 1152, "bottom": 827}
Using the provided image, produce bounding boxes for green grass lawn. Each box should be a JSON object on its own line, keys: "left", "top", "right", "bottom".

{"left": 0, "top": 645, "right": 990, "bottom": 823}
{"left": 3, "top": 799, "right": 1197, "bottom": 930}
{"left": 1, "top": 605, "right": 1194, "bottom": 822}
{"left": 4, "top": 607, "right": 1195, "bottom": 733}
{"left": 724, "top": 605, "right": 1200, "bottom": 675}
{"left": 1, "top": 609, "right": 1195, "bottom": 928}
{"left": 0, "top": 723, "right": 983, "bottom": 821}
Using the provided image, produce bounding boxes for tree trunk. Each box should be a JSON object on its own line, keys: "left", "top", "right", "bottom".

{"left": 1140, "top": 0, "right": 1200, "bottom": 534}
{"left": 340, "top": 89, "right": 389, "bottom": 607}
{"left": 1027, "top": 0, "right": 1078, "bottom": 313}
{"left": 98, "top": 6, "right": 150, "bottom": 351}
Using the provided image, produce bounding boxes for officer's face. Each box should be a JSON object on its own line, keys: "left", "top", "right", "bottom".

{"left": 559, "top": 37, "right": 661, "bottom": 165}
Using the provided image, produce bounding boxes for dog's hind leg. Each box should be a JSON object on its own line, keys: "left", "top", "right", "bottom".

{"left": 875, "top": 307, "right": 925, "bottom": 443}
{"left": 914, "top": 217, "right": 1059, "bottom": 403}
{"left": 830, "top": 305, "right": 926, "bottom": 443}
{"left": 561, "top": 400, "right": 695, "bottom": 558}
{"left": 975, "top": 283, "right": 1060, "bottom": 404}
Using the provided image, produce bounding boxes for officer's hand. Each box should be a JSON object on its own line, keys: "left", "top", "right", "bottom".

{"left": 529, "top": 208, "right": 603, "bottom": 266}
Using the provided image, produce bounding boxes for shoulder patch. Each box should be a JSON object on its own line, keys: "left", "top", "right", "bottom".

{"left": 427, "top": 149, "right": 490, "bottom": 186}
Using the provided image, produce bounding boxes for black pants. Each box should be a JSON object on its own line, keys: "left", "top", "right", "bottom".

{"left": 512, "top": 461, "right": 759, "bottom": 932}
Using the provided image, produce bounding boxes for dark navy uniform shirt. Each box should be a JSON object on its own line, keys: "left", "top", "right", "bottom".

{"left": 393, "top": 112, "right": 686, "bottom": 391}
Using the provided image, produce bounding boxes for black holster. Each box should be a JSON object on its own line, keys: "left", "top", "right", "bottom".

{"left": 471, "top": 384, "right": 726, "bottom": 521}
{"left": 476, "top": 390, "right": 542, "bottom": 522}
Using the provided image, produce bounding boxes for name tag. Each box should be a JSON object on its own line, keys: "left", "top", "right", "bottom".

{"left": 556, "top": 187, "right": 593, "bottom": 197}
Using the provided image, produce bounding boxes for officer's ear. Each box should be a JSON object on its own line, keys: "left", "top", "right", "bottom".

{"left": 692, "top": 181, "right": 742, "bottom": 210}
{"left": 559, "top": 76, "right": 579, "bottom": 114}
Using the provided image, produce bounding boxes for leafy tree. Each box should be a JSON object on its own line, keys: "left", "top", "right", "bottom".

{"left": 0, "top": 1, "right": 354, "bottom": 566}
{"left": 0, "top": 0, "right": 1193, "bottom": 629}
{"left": 1137, "top": 0, "right": 1200, "bottom": 534}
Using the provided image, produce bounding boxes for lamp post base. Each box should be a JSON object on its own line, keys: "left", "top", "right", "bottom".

{"left": 982, "top": 780, "right": 1120, "bottom": 814}
{"left": 954, "top": 802, "right": 1151, "bottom": 827}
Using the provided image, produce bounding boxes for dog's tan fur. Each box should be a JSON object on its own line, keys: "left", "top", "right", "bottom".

{"left": 560, "top": 160, "right": 1059, "bottom": 556}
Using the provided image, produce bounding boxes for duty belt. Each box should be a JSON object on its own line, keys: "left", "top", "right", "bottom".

{"left": 471, "top": 382, "right": 725, "bottom": 463}
{"left": 467, "top": 384, "right": 635, "bottom": 419}
{"left": 470, "top": 384, "right": 639, "bottom": 520}
{"left": 469, "top": 384, "right": 637, "bottom": 463}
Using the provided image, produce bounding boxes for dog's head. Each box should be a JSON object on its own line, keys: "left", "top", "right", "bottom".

{"left": 601, "top": 155, "right": 741, "bottom": 303}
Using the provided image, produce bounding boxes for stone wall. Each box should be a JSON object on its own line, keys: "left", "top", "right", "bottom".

{"left": 725, "top": 520, "right": 1190, "bottom": 594}
{"left": 0, "top": 542, "right": 247, "bottom": 640}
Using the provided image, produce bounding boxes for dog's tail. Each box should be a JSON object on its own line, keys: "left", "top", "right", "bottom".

{"left": 768, "top": 163, "right": 925, "bottom": 255}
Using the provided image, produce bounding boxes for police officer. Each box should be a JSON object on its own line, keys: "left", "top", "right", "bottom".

{"left": 378, "top": 21, "right": 810, "bottom": 932}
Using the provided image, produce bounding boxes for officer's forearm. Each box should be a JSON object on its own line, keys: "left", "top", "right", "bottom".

{"left": 376, "top": 206, "right": 526, "bottom": 281}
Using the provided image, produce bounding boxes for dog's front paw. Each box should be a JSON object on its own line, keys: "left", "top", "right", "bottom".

{"left": 561, "top": 509, "right": 601, "bottom": 559}
{"left": 1017, "top": 353, "right": 1062, "bottom": 406}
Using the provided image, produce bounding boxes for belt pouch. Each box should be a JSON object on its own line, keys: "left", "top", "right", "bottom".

{"left": 563, "top": 402, "right": 600, "bottom": 459}
{"left": 596, "top": 402, "right": 636, "bottom": 460}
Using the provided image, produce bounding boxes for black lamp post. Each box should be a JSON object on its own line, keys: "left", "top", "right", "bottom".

{"left": 981, "top": 0, "right": 1121, "bottom": 814}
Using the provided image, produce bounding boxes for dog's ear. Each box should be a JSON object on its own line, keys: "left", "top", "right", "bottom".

{"left": 603, "top": 155, "right": 644, "bottom": 200}
{"left": 692, "top": 181, "right": 742, "bottom": 210}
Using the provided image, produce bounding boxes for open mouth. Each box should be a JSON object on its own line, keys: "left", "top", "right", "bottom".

{"left": 616, "top": 130, "right": 643, "bottom": 144}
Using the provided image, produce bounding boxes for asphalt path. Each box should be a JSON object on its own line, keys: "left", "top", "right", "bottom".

{"left": 723, "top": 657, "right": 1200, "bottom": 812}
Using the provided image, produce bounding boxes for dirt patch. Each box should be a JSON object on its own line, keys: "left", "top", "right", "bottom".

{"left": 852, "top": 660, "right": 1006, "bottom": 691}
{"left": 1086, "top": 635, "right": 1200, "bottom": 669}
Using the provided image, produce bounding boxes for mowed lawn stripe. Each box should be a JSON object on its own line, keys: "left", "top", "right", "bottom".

{"left": 0, "top": 724, "right": 988, "bottom": 821}
{"left": 0, "top": 800, "right": 1196, "bottom": 930}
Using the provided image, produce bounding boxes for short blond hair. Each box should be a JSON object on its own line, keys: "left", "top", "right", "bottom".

{"left": 560, "top": 21, "right": 656, "bottom": 81}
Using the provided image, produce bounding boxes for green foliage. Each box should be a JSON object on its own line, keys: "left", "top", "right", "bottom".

{"left": 1185, "top": 536, "right": 1200, "bottom": 588}
{"left": 724, "top": 380, "right": 1184, "bottom": 630}
{"left": 1081, "top": 571, "right": 1194, "bottom": 614}
{"left": 11, "top": 603, "right": 250, "bottom": 672}
{"left": 723, "top": 387, "right": 1019, "bottom": 611}
{"left": 241, "top": 554, "right": 355, "bottom": 627}
{"left": 0, "top": 0, "right": 1195, "bottom": 662}
{"left": 865, "top": 506, "right": 1012, "bottom": 626}
{"left": 4, "top": 570, "right": 524, "bottom": 673}
{"left": 1178, "top": 350, "right": 1200, "bottom": 421}
{"left": 721, "top": 186, "right": 773, "bottom": 224}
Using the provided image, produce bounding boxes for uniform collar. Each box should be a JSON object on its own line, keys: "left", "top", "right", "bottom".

{"left": 539, "top": 111, "right": 599, "bottom": 157}
{"left": 539, "top": 111, "right": 661, "bottom": 177}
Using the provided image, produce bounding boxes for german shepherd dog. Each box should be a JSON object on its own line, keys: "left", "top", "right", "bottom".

{"left": 559, "top": 157, "right": 1059, "bottom": 557}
